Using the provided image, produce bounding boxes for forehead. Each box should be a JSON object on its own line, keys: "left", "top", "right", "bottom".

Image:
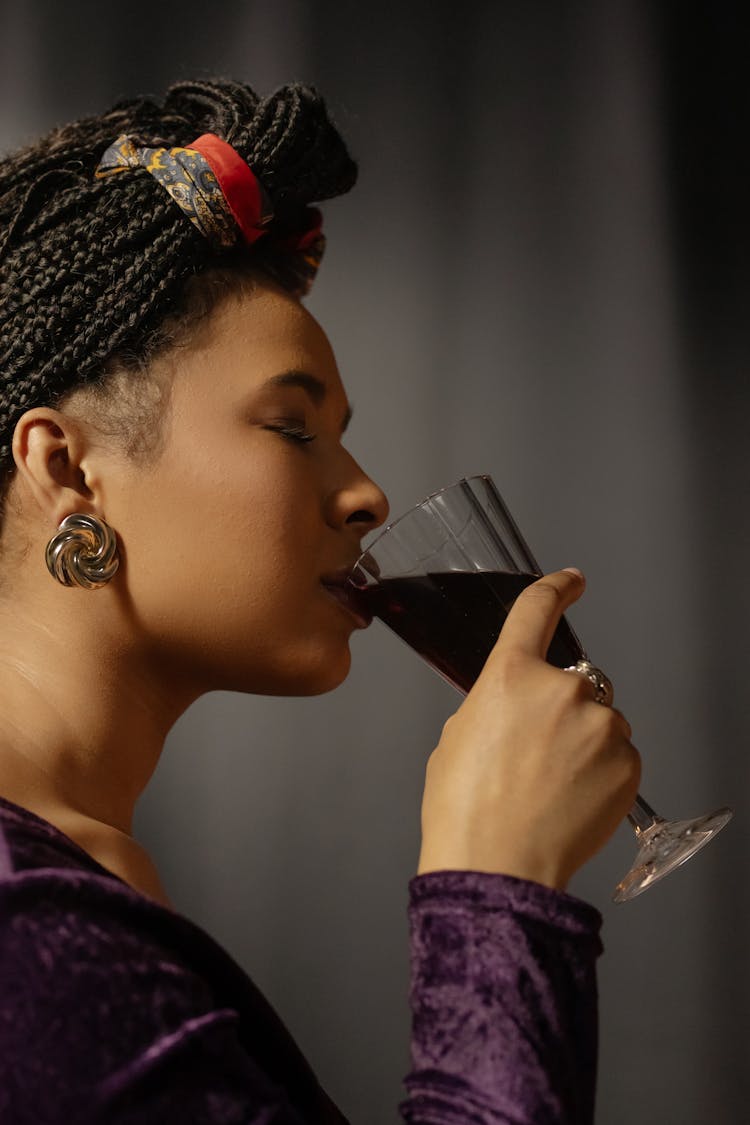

{"left": 166, "top": 277, "right": 344, "bottom": 406}
{"left": 220, "top": 282, "right": 339, "bottom": 384}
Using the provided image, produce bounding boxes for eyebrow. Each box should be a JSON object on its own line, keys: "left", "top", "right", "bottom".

{"left": 264, "top": 370, "right": 353, "bottom": 433}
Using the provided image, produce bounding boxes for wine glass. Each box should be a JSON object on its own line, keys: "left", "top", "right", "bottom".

{"left": 347, "top": 475, "right": 732, "bottom": 902}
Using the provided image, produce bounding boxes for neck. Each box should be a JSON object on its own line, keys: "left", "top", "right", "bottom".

{"left": 0, "top": 587, "right": 201, "bottom": 903}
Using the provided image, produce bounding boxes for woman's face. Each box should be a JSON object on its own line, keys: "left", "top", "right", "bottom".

{"left": 105, "top": 279, "right": 390, "bottom": 697}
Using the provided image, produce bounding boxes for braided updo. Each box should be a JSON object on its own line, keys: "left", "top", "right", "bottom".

{"left": 0, "top": 77, "right": 357, "bottom": 523}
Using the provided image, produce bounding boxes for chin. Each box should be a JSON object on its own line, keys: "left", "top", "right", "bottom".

{"left": 288, "top": 645, "right": 353, "bottom": 696}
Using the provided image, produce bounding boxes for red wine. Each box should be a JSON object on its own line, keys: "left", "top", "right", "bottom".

{"left": 347, "top": 571, "right": 584, "bottom": 694}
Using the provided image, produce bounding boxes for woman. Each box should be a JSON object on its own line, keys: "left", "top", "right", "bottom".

{"left": 0, "top": 78, "right": 640, "bottom": 1123}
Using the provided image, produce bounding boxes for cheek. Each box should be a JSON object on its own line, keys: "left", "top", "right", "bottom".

{"left": 111, "top": 453, "right": 350, "bottom": 692}
{"left": 123, "top": 469, "right": 309, "bottom": 609}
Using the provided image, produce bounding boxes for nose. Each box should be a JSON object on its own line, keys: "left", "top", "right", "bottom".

{"left": 326, "top": 456, "right": 390, "bottom": 536}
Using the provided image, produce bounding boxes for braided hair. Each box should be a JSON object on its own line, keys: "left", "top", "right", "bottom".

{"left": 0, "top": 78, "right": 357, "bottom": 523}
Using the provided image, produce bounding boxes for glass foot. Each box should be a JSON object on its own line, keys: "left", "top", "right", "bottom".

{"left": 613, "top": 806, "right": 733, "bottom": 903}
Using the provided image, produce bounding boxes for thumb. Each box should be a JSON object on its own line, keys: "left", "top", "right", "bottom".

{"left": 493, "top": 568, "right": 586, "bottom": 661}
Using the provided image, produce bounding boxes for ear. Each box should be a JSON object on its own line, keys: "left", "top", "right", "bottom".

{"left": 11, "top": 407, "right": 97, "bottom": 528}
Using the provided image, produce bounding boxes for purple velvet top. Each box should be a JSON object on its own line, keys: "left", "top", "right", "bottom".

{"left": 0, "top": 794, "right": 602, "bottom": 1123}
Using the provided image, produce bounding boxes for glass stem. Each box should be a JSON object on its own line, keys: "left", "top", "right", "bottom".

{"left": 628, "top": 795, "right": 662, "bottom": 837}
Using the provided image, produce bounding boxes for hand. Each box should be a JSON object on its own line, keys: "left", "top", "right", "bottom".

{"left": 417, "top": 569, "right": 641, "bottom": 890}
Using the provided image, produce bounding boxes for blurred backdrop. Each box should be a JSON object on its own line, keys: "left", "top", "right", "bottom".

{"left": 1, "top": 0, "right": 747, "bottom": 1120}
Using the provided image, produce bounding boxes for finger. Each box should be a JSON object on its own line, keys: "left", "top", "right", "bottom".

{"left": 496, "top": 568, "right": 586, "bottom": 660}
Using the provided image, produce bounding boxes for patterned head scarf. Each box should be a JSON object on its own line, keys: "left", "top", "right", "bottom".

{"left": 95, "top": 133, "right": 325, "bottom": 295}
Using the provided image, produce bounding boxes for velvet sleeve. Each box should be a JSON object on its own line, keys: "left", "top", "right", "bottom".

{"left": 399, "top": 871, "right": 603, "bottom": 1125}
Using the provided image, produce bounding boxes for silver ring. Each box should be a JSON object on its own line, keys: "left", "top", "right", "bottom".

{"left": 563, "top": 658, "right": 614, "bottom": 706}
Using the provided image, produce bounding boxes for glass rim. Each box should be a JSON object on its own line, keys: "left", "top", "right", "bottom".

{"left": 353, "top": 473, "right": 493, "bottom": 568}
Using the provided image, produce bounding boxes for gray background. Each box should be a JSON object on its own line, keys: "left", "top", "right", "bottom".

{"left": 1, "top": 0, "right": 748, "bottom": 1120}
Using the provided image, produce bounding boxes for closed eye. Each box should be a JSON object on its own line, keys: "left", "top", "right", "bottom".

{"left": 263, "top": 424, "right": 317, "bottom": 444}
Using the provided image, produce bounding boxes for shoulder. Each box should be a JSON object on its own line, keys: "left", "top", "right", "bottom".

{"left": 0, "top": 797, "right": 344, "bottom": 1125}
{"left": 0, "top": 807, "right": 221, "bottom": 1106}
{"left": 0, "top": 794, "right": 245, "bottom": 1019}
{"left": 0, "top": 814, "right": 202, "bottom": 1119}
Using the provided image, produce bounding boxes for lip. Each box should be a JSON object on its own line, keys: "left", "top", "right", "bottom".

{"left": 321, "top": 573, "right": 372, "bottom": 628}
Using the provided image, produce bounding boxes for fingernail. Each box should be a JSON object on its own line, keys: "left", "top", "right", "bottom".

{"left": 563, "top": 567, "right": 585, "bottom": 580}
